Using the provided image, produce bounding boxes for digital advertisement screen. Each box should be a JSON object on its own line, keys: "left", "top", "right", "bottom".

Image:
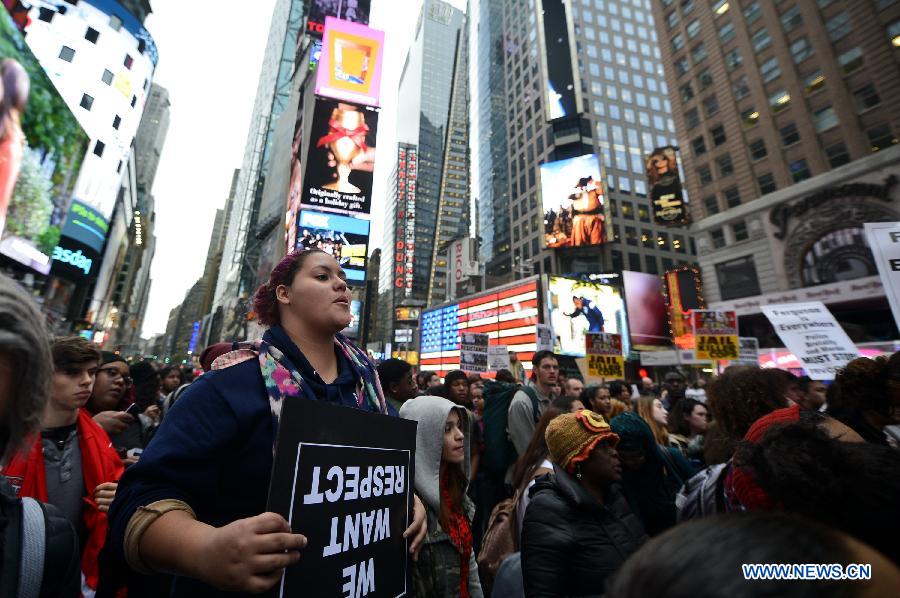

{"left": 307, "top": 0, "right": 372, "bottom": 38}
{"left": 59, "top": 200, "right": 109, "bottom": 254}
{"left": 300, "top": 97, "right": 378, "bottom": 216}
{"left": 541, "top": 154, "right": 609, "bottom": 249}
{"left": 622, "top": 270, "right": 670, "bottom": 349}
{"left": 665, "top": 267, "right": 705, "bottom": 350}
{"left": 539, "top": 0, "right": 579, "bottom": 120}
{"left": 647, "top": 146, "right": 687, "bottom": 225}
{"left": 296, "top": 210, "right": 369, "bottom": 283}
{"left": 547, "top": 276, "right": 630, "bottom": 357}
{"left": 49, "top": 236, "right": 100, "bottom": 282}
{"left": 0, "top": 6, "right": 88, "bottom": 261}
{"left": 316, "top": 17, "right": 384, "bottom": 107}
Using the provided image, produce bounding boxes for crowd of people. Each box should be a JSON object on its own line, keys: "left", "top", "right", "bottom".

{"left": 1, "top": 250, "right": 899, "bottom": 597}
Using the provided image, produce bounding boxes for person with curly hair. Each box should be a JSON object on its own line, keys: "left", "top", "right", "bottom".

{"left": 703, "top": 367, "right": 789, "bottom": 465}
{"left": 826, "top": 355, "right": 900, "bottom": 446}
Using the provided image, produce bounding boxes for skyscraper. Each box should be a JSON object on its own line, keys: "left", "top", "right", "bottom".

{"left": 134, "top": 84, "right": 170, "bottom": 191}
{"left": 653, "top": 0, "right": 900, "bottom": 337}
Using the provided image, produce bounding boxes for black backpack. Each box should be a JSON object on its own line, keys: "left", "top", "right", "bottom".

{"left": 481, "top": 381, "right": 540, "bottom": 476}
{"left": 0, "top": 481, "right": 80, "bottom": 598}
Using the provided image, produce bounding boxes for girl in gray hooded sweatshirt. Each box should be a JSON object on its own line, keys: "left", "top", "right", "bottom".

{"left": 400, "top": 396, "right": 484, "bottom": 598}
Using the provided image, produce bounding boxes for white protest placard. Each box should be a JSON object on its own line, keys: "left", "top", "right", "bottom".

{"left": 536, "top": 324, "right": 554, "bottom": 352}
{"left": 735, "top": 337, "right": 760, "bottom": 365}
{"left": 864, "top": 222, "right": 900, "bottom": 331}
{"left": 487, "top": 345, "right": 511, "bottom": 371}
{"left": 460, "top": 332, "right": 490, "bottom": 373}
{"left": 760, "top": 302, "right": 859, "bottom": 380}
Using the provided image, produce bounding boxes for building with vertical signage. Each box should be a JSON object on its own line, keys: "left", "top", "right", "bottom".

{"left": 652, "top": 0, "right": 900, "bottom": 345}
{"left": 497, "top": 0, "right": 695, "bottom": 285}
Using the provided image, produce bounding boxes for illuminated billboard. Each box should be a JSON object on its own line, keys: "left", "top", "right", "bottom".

{"left": 541, "top": 154, "right": 609, "bottom": 248}
{"left": 393, "top": 144, "right": 417, "bottom": 295}
{"left": 300, "top": 97, "right": 378, "bottom": 216}
{"left": 647, "top": 146, "right": 687, "bottom": 225}
{"left": 538, "top": 0, "right": 581, "bottom": 120}
{"left": 0, "top": 7, "right": 88, "bottom": 267}
{"left": 297, "top": 210, "right": 369, "bottom": 283}
{"left": 547, "top": 276, "right": 630, "bottom": 357}
{"left": 664, "top": 267, "right": 705, "bottom": 349}
{"left": 622, "top": 270, "right": 670, "bottom": 349}
{"left": 307, "top": 0, "right": 372, "bottom": 38}
{"left": 420, "top": 280, "right": 540, "bottom": 375}
{"left": 316, "top": 17, "right": 384, "bottom": 107}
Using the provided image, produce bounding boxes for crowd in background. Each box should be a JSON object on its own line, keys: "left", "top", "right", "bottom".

{"left": 2, "top": 251, "right": 900, "bottom": 597}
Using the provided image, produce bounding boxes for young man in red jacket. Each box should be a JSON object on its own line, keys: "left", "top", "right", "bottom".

{"left": 4, "top": 336, "right": 124, "bottom": 596}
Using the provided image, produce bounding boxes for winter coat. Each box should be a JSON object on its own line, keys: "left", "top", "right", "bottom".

{"left": 400, "top": 397, "right": 484, "bottom": 598}
{"left": 521, "top": 464, "right": 647, "bottom": 597}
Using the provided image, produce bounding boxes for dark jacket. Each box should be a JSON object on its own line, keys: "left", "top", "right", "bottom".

{"left": 521, "top": 464, "right": 647, "bottom": 597}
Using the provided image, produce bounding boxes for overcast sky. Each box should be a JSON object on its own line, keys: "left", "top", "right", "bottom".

{"left": 142, "top": 0, "right": 465, "bottom": 338}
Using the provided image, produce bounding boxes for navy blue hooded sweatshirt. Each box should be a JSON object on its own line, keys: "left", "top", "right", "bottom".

{"left": 101, "top": 324, "right": 384, "bottom": 597}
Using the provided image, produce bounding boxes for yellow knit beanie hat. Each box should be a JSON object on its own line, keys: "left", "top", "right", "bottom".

{"left": 545, "top": 409, "right": 619, "bottom": 473}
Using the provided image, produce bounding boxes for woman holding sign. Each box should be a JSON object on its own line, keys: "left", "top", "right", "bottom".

{"left": 102, "top": 250, "right": 427, "bottom": 596}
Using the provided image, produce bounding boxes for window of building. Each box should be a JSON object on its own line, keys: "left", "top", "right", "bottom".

{"left": 826, "top": 11, "right": 851, "bottom": 41}
{"left": 645, "top": 255, "right": 659, "bottom": 274}
{"left": 687, "top": 19, "right": 701, "bottom": 39}
{"left": 625, "top": 226, "right": 638, "bottom": 246}
{"left": 59, "top": 46, "right": 75, "bottom": 62}
{"left": 825, "top": 142, "right": 850, "bottom": 167}
{"left": 814, "top": 106, "right": 839, "bottom": 132}
{"left": 760, "top": 57, "right": 781, "bottom": 82}
{"left": 790, "top": 158, "right": 811, "bottom": 182}
{"left": 657, "top": 232, "right": 669, "bottom": 249}
{"left": 710, "top": 124, "right": 726, "bottom": 146}
{"left": 131, "top": 95, "right": 137, "bottom": 108}
{"left": 867, "top": 124, "right": 898, "bottom": 151}
{"left": 93, "top": 140, "right": 105, "bottom": 157}
{"left": 683, "top": 0, "right": 696, "bottom": 16}
{"left": 733, "top": 74, "right": 750, "bottom": 99}
{"left": 698, "top": 165, "right": 713, "bottom": 185}
{"left": 838, "top": 47, "right": 864, "bottom": 74}
{"left": 673, "top": 235, "right": 686, "bottom": 253}
{"left": 780, "top": 122, "right": 800, "bottom": 146}
{"left": 711, "top": 228, "right": 726, "bottom": 249}
{"left": 641, "top": 230, "right": 653, "bottom": 248}
{"left": 704, "top": 195, "right": 720, "bottom": 215}
{"left": 675, "top": 57, "right": 690, "bottom": 76}
{"left": 790, "top": 37, "right": 812, "bottom": 63}
{"left": 100, "top": 69, "right": 114, "bottom": 86}
{"left": 732, "top": 221, "right": 749, "bottom": 242}
{"left": 697, "top": 68, "right": 713, "bottom": 91}
{"left": 853, "top": 84, "right": 881, "bottom": 112}
{"left": 671, "top": 34, "right": 685, "bottom": 52}
{"left": 741, "top": 107, "right": 760, "bottom": 128}
{"left": 816, "top": 0, "right": 836, "bottom": 7}
{"left": 751, "top": 29, "right": 771, "bottom": 52}
{"left": 628, "top": 252, "right": 642, "bottom": 270}
{"left": 109, "top": 14, "right": 123, "bottom": 31}
{"left": 79, "top": 94, "right": 93, "bottom": 111}
{"left": 691, "top": 43, "right": 707, "bottom": 63}
{"left": 621, "top": 201, "right": 634, "bottom": 219}
{"left": 638, "top": 205, "right": 650, "bottom": 222}
{"left": 719, "top": 21, "right": 735, "bottom": 42}
{"left": 692, "top": 136, "right": 707, "bottom": 156}
{"left": 38, "top": 7, "right": 55, "bottom": 22}
{"left": 680, "top": 82, "right": 695, "bottom": 102}
{"left": 712, "top": 0, "right": 730, "bottom": 16}
{"left": 685, "top": 107, "right": 700, "bottom": 129}
{"left": 716, "top": 256, "right": 761, "bottom": 300}
{"left": 112, "top": 115, "right": 121, "bottom": 130}
{"left": 781, "top": 5, "right": 803, "bottom": 32}
{"left": 724, "top": 186, "right": 742, "bottom": 208}
{"left": 124, "top": 54, "right": 134, "bottom": 69}
{"left": 889, "top": 20, "right": 900, "bottom": 46}
{"left": 804, "top": 70, "right": 826, "bottom": 95}
{"left": 85, "top": 27, "right": 100, "bottom": 44}
{"left": 717, "top": 154, "right": 734, "bottom": 177}
{"left": 744, "top": 2, "right": 761, "bottom": 24}
{"left": 666, "top": 10, "right": 679, "bottom": 29}
{"left": 758, "top": 172, "right": 777, "bottom": 194}
{"left": 725, "top": 48, "right": 743, "bottom": 71}
{"left": 749, "top": 138, "right": 767, "bottom": 161}
{"left": 769, "top": 89, "right": 791, "bottom": 112}
{"left": 703, "top": 95, "right": 719, "bottom": 117}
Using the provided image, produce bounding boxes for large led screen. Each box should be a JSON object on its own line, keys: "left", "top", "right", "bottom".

{"left": 623, "top": 270, "right": 670, "bottom": 349}
{"left": 300, "top": 97, "right": 377, "bottom": 216}
{"left": 647, "top": 146, "right": 687, "bottom": 225}
{"left": 539, "top": 0, "right": 580, "bottom": 120}
{"left": 547, "top": 276, "right": 630, "bottom": 357}
{"left": 296, "top": 210, "right": 369, "bottom": 283}
{"left": 0, "top": 6, "right": 88, "bottom": 262}
{"left": 541, "top": 154, "right": 609, "bottom": 248}
{"left": 307, "top": 0, "right": 372, "bottom": 38}
{"left": 420, "top": 281, "right": 539, "bottom": 376}
{"left": 316, "top": 17, "right": 384, "bottom": 107}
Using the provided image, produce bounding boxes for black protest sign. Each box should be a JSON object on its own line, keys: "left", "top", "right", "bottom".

{"left": 268, "top": 398, "right": 417, "bottom": 598}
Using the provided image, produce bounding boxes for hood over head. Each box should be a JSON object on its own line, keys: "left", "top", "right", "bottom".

{"left": 399, "top": 395, "right": 471, "bottom": 513}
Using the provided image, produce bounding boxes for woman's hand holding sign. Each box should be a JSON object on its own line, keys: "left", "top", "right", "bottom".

{"left": 404, "top": 494, "right": 427, "bottom": 561}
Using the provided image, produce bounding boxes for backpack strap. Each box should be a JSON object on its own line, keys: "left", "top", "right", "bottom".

{"left": 519, "top": 385, "right": 542, "bottom": 424}
{"left": 18, "top": 497, "right": 45, "bottom": 598}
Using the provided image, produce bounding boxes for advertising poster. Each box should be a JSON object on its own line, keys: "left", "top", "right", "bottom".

{"left": 665, "top": 267, "right": 704, "bottom": 349}
{"left": 393, "top": 144, "right": 417, "bottom": 295}
{"left": 301, "top": 97, "right": 378, "bottom": 216}
{"left": 540, "top": 154, "right": 608, "bottom": 249}
{"left": 761, "top": 302, "right": 859, "bottom": 380}
{"left": 548, "top": 276, "right": 630, "bottom": 357}
{"left": 317, "top": 17, "right": 384, "bottom": 107}
{"left": 307, "top": 0, "right": 372, "bottom": 38}
{"left": 586, "top": 332, "right": 624, "bottom": 379}
{"left": 394, "top": 307, "right": 421, "bottom": 323}
{"left": 538, "top": 0, "right": 580, "bottom": 120}
{"left": 297, "top": 210, "right": 369, "bottom": 283}
{"left": 863, "top": 222, "right": 900, "bottom": 331}
{"left": 268, "top": 398, "right": 416, "bottom": 598}
{"left": 487, "top": 345, "right": 511, "bottom": 371}
{"left": 692, "top": 310, "right": 739, "bottom": 360}
{"left": 622, "top": 270, "right": 669, "bottom": 349}
{"left": 646, "top": 146, "right": 687, "bottom": 225}
{"left": 460, "top": 332, "right": 490, "bottom": 373}
{"left": 0, "top": 7, "right": 88, "bottom": 259}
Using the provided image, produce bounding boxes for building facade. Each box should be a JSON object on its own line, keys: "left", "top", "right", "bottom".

{"left": 652, "top": 0, "right": 900, "bottom": 343}
{"left": 134, "top": 83, "right": 170, "bottom": 191}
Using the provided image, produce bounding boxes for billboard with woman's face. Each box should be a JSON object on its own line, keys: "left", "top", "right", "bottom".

{"left": 646, "top": 145, "right": 687, "bottom": 225}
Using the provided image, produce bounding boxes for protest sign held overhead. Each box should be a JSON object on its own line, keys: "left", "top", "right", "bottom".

{"left": 460, "top": 332, "right": 490, "bottom": 373}
{"left": 863, "top": 222, "right": 900, "bottom": 331}
{"left": 761, "top": 302, "right": 859, "bottom": 380}
{"left": 268, "top": 399, "right": 417, "bottom": 598}
{"left": 488, "top": 345, "right": 511, "bottom": 371}
{"left": 536, "top": 324, "right": 555, "bottom": 352}
{"left": 692, "top": 310, "right": 739, "bottom": 361}
{"left": 586, "top": 332, "right": 625, "bottom": 379}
